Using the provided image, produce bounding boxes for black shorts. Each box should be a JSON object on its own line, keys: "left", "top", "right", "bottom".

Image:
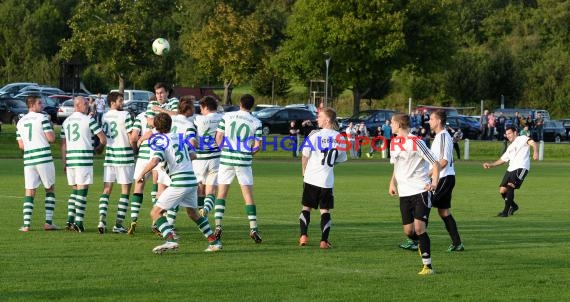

{"left": 302, "top": 182, "right": 334, "bottom": 210}
{"left": 500, "top": 168, "right": 528, "bottom": 189}
{"left": 432, "top": 175, "right": 455, "bottom": 209}
{"left": 400, "top": 191, "right": 432, "bottom": 225}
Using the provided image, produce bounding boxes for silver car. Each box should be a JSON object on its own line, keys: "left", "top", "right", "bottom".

{"left": 57, "top": 99, "right": 75, "bottom": 123}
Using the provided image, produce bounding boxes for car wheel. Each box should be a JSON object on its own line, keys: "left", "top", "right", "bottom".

{"left": 262, "top": 125, "right": 271, "bottom": 136}
{"left": 555, "top": 135, "right": 561, "bottom": 143}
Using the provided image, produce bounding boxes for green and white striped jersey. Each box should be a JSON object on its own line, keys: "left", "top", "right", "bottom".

{"left": 16, "top": 112, "right": 54, "bottom": 166}
{"left": 133, "top": 111, "right": 152, "bottom": 160}
{"left": 152, "top": 131, "right": 197, "bottom": 188}
{"left": 60, "top": 112, "right": 102, "bottom": 167}
{"left": 102, "top": 109, "right": 134, "bottom": 166}
{"left": 217, "top": 110, "right": 262, "bottom": 167}
{"left": 144, "top": 97, "right": 179, "bottom": 119}
{"left": 171, "top": 114, "right": 196, "bottom": 142}
{"left": 193, "top": 112, "right": 222, "bottom": 160}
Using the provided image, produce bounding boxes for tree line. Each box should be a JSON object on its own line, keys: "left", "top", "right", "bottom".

{"left": 0, "top": 0, "right": 568, "bottom": 117}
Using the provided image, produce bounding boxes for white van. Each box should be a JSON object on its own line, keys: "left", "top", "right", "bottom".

{"left": 110, "top": 89, "right": 154, "bottom": 105}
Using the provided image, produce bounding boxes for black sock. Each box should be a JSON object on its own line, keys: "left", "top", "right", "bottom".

{"left": 418, "top": 232, "right": 432, "bottom": 268}
{"left": 320, "top": 212, "right": 331, "bottom": 242}
{"left": 505, "top": 188, "right": 516, "bottom": 211}
{"left": 299, "top": 210, "right": 310, "bottom": 235}
{"left": 408, "top": 233, "right": 419, "bottom": 242}
{"left": 442, "top": 215, "right": 461, "bottom": 246}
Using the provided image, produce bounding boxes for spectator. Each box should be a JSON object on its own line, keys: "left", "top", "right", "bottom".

{"left": 480, "top": 109, "right": 489, "bottom": 140}
{"left": 289, "top": 120, "right": 300, "bottom": 158}
{"left": 356, "top": 122, "right": 368, "bottom": 158}
{"left": 534, "top": 112, "right": 544, "bottom": 142}
{"left": 487, "top": 112, "right": 496, "bottom": 140}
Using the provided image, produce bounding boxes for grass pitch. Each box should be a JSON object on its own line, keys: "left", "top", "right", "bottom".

{"left": 1, "top": 157, "right": 569, "bottom": 301}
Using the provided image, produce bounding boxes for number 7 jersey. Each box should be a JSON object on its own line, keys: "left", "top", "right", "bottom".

{"left": 302, "top": 128, "right": 347, "bottom": 188}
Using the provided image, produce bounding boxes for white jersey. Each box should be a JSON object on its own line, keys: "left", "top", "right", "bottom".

{"left": 16, "top": 112, "right": 54, "bottom": 166}
{"left": 102, "top": 109, "right": 134, "bottom": 166}
{"left": 193, "top": 112, "right": 223, "bottom": 160}
{"left": 501, "top": 135, "right": 531, "bottom": 171}
{"left": 302, "top": 128, "right": 347, "bottom": 188}
{"left": 133, "top": 112, "right": 152, "bottom": 160}
{"left": 390, "top": 135, "right": 439, "bottom": 197}
{"left": 171, "top": 114, "right": 196, "bottom": 138}
{"left": 151, "top": 131, "right": 197, "bottom": 188}
{"left": 217, "top": 110, "right": 262, "bottom": 167}
{"left": 430, "top": 130, "right": 455, "bottom": 178}
{"left": 60, "top": 112, "right": 102, "bottom": 167}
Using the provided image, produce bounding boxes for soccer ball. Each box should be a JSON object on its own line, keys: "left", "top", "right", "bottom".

{"left": 152, "top": 38, "right": 170, "bottom": 56}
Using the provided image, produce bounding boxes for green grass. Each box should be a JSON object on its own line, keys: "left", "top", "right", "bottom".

{"left": 1, "top": 156, "right": 569, "bottom": 301}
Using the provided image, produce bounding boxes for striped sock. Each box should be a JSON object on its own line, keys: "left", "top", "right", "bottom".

{"left": 117, "top": 194, "right": 129, "bottom": 226}
{"left": 75, "top": 189, "right": 88, "bottom": 227}
{"left": 245, "top": 204, "right": 258, "bottom": 230}
{"left": 130, "top": 193, "right": 143, "bottom": 222}
{"left": 67, "top": 190, "right": 78, "bottom": 223}
{"left": 155, "top": 216, "right": 174, "bottom": 240}
{"left": 214, "top": 199, "right": 226, "bottom": 227}
{"left": 166, "top": 206, "right": 179, "bottom": 227}
{"left": 203, "top": 194, "right": 215, "bottom": 215}
{"left": 195, "top": 216, "right": 213, "bottom": 238}
{"left": 151, "top": 183, "right": 158, "bottom": 205}
{"left": 98, "top": 194, "right": 109, "bottom": 222}
{"left": 22, "top": 196, "right": 34, "bottom": 227}
{"left": 45, "top": 192, "right": 56, "bottom": 225}
{"left": 320, "top": 212, "right": 331, "bottom": 242}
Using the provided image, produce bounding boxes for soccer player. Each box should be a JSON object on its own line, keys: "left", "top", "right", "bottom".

{"left": 97, "top": 92, "right": 137, "bottom": 234}
{"left": 192, "top": 96, "right": 223, "bottom": 217}
{"left": 388, "top": 113, "right": 440, "bottom": 275}
{"left": 428, "top": 110, "right": 464, "bottom": 252}
{"left": 298, "top": 107, "right": 347, "bottom": 249}
{"left": 16, "top": 95, "right": 58, "bottom": 231}
{"left": 126, "top": 108, "right": 152, "bottom": 235}
{"left": 213, "top": 94, "right": 263, "bottom": 243}
{"left": 61, "top": 96, "right": 107, "bottom": 231}
{"left": 135, "top": 113, "right": 221, "bottom": 254}
{"left": 483, "top": 126, "right": 538, "bottom": 217}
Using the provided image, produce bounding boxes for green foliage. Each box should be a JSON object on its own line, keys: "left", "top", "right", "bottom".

{"left": 251, "top": 67, "right": 291, "bottom": 97}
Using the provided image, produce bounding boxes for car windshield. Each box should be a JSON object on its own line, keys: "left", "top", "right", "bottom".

{"left": 62, "top": 100, "right": 74, "bottom": 107}
{"left": 255, "top": 108, "right": 280, "bottom": 118}
{"left": 7, "top": 99, "right": 27, "bottom": 108}
{"left": 351, "top": 111, "right": 374, "bottom": 120}
{"left": 547, "top": 121, "right": 562, "bottom": 128}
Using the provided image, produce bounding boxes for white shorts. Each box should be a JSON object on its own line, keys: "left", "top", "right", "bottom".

{"left": 193, "top": 158, "right": 219, "bottom": 185}
{"left": 218, "top": 164, "right": 253, "bottom": 186}
{"left": 103, "top": 165, "right": 134, "bottom": 184}
{"left": 24, "top": 162, "right": 56, "bottom": 190}
{"left": 66, "top": 166, "right": 93, "bottom": 186}
{"left": 156, "top": 169, "right": 171, "bottom": 186}
{"left": 155, "top": 186, "right": 198, "bottom": 210}
{"left": 133, "top": 159, "right": 151, "bottom": 181}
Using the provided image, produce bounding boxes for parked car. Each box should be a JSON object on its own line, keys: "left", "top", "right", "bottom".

{"left": 125, "top": 100, "right": 149, "bottom": 121}
{"left": 252, "top": 104, "right": 280, "bottom": 115}
{"left": 110, "top": 89, "right": 154, "bottom": 105}
{"left": 446, "top": 115, "right": 482, "bottom": 140}
{"left": 14, "top": 93, "right": 60, "bottom": 123}
{"left": 540, "top": 121, "right": 566, "bottom": 143}
{"left": 415, "top": 105, "right": 459, "bottom": 117}
{"left": 339, "top": 109, "right": 396, "bottom": 133}
{"left": 57, "top": 99, "right": 75, "bottom": 123}
{"left": 256, "top": 107, "right": 316, "bottom": 135}
{"left": 0, "top": 97, "right": 28, "bottom": 124}
{"left": 17, "top": 85, "right": 65, "bottom": 96}
{"left": 0, "top": 82, "right": 38, "bottom": 97}
{"left": 285, "top": 103, "right": 317, "bottom": 116}
{"left": 558, "top": 119, "right": 570, "bottom": 137}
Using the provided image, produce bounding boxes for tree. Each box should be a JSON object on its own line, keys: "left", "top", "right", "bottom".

{"left": 276, "top": 0, "right": 456, "bottom": 115}
{"left": 60, "top": 0, "right": 179, "bottom": 92}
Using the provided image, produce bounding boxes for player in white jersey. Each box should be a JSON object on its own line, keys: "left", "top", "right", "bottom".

{"left": 483, "top": 126, "right": 538, "bottom": 217}
{"left": 97, "top": 92, "right": 137, "bottom": 234}
{"left": 298, "top": 107, "right": 347, "bottom": 249}
{"left": 214, "top": 94, "right": 263, "bottom": 243}
{"left": 428, "top": 110, "right": 463, "bottom": 252}
{"left": 135, "top": 113, "right": 221, "bottom": 254}
{"left": 126, "top": 110, "right": 152, "bottom": 235}
{"left": 192, "top": 96, "right": 223, "bottom": 217}
{"left": 16, "top": 95, "right": 58, "bottom": 232}
{"left": 388, "top": 113, "right": 440, "bottom": 275}
{"left": 61, "top": 96, "right": 107, "bottom": 232}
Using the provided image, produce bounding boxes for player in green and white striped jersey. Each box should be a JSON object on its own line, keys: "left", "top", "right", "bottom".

{"left": 16, "top": 95, "right": 58, "bottom": 232}
{"left": 97, "top": 92, "right": 137, "bottom": 234}
{"left": 135, "top": 113, "right": 221, "bottom": 254}
{"left": 126, "top": 110, "right": 152, "bottom": 235}
{"left": 192, "top": 96, "right": 223, "bottom": 217}
{"left": 60, "top": 96, "right": 107, "bottom": 232}
{"left": 214, "top": 94, "right": 263, "bottom": 243}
